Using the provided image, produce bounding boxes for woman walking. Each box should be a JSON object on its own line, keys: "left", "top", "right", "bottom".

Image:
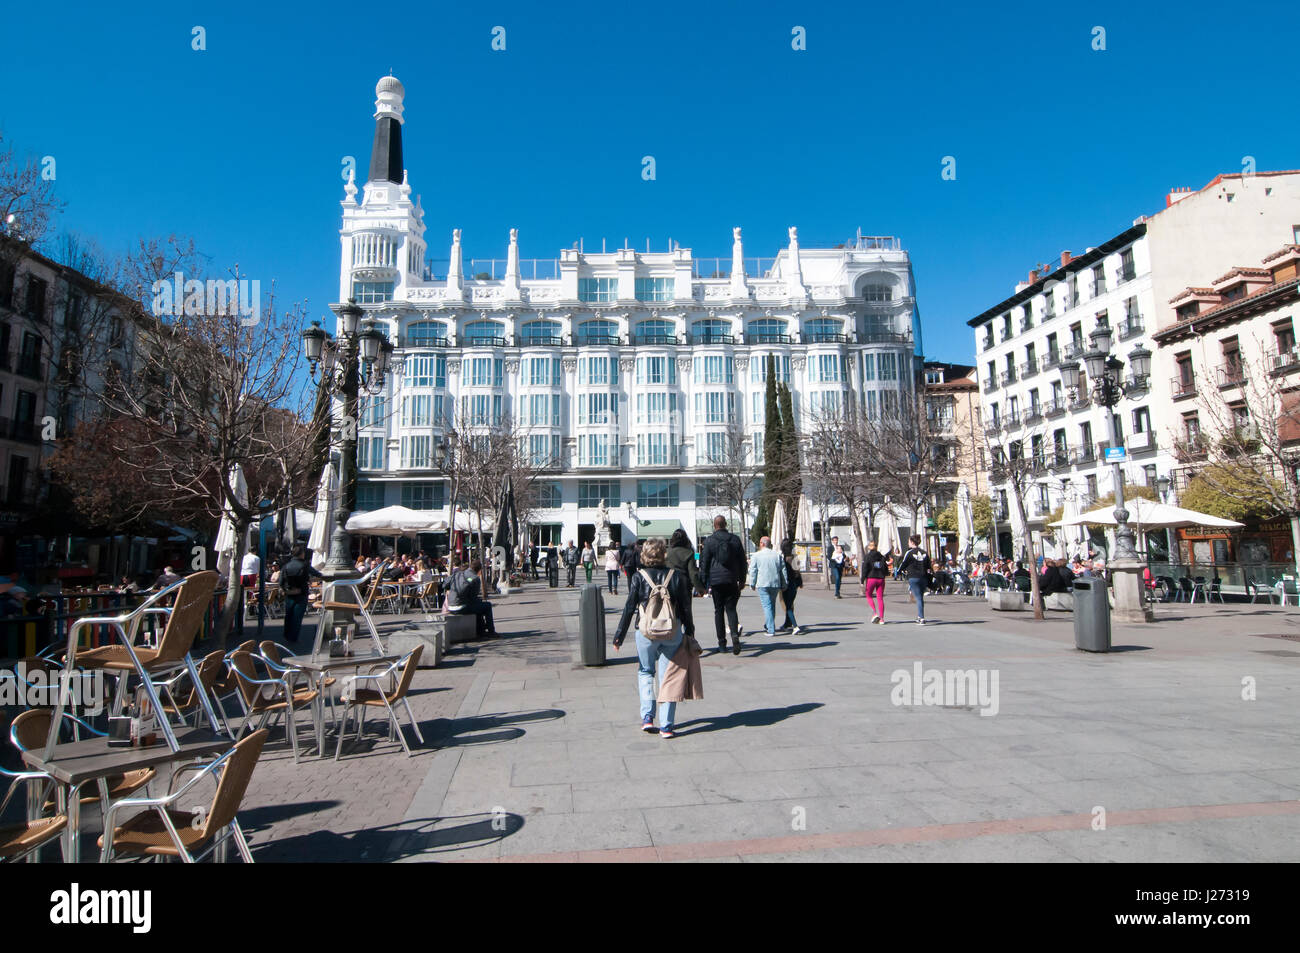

{"left": 604, "top": 546, "right": 621, "bottom": 594}
{"left": 581, "top": 542, "right": 595, "bottom": 584}
{"left": 862, "top": 539, "right": 889, "bottom": 624}
{"left": 665, "top": 528, "right": 704, "bottom": 596}
{"left": 612, "top": 537, "right": 696, "bottom": 738}
{"left": 779, "top": 539, "right": 803, "bottom": 634}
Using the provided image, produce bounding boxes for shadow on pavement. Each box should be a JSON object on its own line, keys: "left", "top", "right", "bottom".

{"left": 1107, "top": 644, "right": 1154, "bottom": 652}
{"left": 745, "top": 640, "right": 837, "bottom": 657}
{"left": 673, "top": 702, "right": 824, "bottom": 735}
{"left": 238, "top": 799, "right": 342, "bottom": 832}
{"left": 253, "top": 812, "right": 525, "bottom": 861}
{"left": 426, "top": 708, "right": 566, "bottom": 748}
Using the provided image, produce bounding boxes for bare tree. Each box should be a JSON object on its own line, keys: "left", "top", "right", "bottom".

{"left": 982, "top": 414, "right": 1046, "bottom": 619}
{"left": 699, "top": 417, "right": 761, "bottom": 546}
{"left": 864, "top": 386, "right": 954, "bottom": 531}
{"left": 0, "top": 133, "right": 63, "bottom": 252}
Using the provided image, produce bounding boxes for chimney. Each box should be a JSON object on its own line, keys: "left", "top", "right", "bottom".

{"left": 1060, "top": 250, "right": 1072, "bottom": 268}
{"left": 1166, "top": 186, "right": 1194, "bottom": 207}
{"left": 1028, "top": 269, "right": 1040, "bottom": 284}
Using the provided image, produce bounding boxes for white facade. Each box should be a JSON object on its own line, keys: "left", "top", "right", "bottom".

{"left": 338, "top": 78, "right": 922, "bottom": 548}
{"left": 971, "top": 227, "right": 1174, "bottom": 552}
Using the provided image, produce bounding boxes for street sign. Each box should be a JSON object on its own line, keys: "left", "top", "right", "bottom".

{"left": 1104, "top": 446, "right": 1127, "bottom": 462}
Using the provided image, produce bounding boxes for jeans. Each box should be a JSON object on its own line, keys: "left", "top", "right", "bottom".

{"left": 607, "top": 569, "right": 619, "bottom": 593}
{"left": 635, "top": 626, "right": 684, "bottom": 729}
{"left": 283, "top": 594, "right": 310, "bottom": 643}
{"left": 710, "top": 582, "right": 741, "bottom": 645}
{"left": 584, "top": 564, "right": 593, "bottom": 583}
{"left": 783, "top": 586, "right": 798, "bottom": 628}
{"left": 830, "top": 562, "right": 843, "bottom": 596}
{"left": 907, "top": 577, "right": 926, "bottom": 620}
{"left": 757, "top": 587, "right": 780, "bottom": 634}
{"left": 864, "top": 578, "right": 885, "bottom": 619}
{"left": 567, "top": 563, "right": 577, "bottom": 586}
{"left": 462, "top": 598, "right": 496, "bottom": 637}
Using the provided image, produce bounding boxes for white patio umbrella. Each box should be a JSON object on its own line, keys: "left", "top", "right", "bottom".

{"left": 956, "top": 483, "right": 975, "bottom": 561}
{"left": 308, "top": 465, "right": 336, "bottom": 569}
{"left": 875, "top": 502, "right": 900, "bottom": 557}
{"left": 346, "top": 506, "right": 448, "bottom": 536}
{"left": 214, "top": 463, "right": 247, "bottom": 578}
{"left": 1009, "top": 496, "right": 1030, "bottom": 562}
{"left": 795, "top": 496, "right": 814, "bottom": 541}
{"left": 1051, "top": 497, "right": 1244, "bottom": 532}
{"left": 770, "top": 499, "right": 788, "bottom": 544}
{"left": 1058, "top": 484, "right": 1088, "bottom": 560}
{"left": 453, "top": 510, "right": 495, "bottom": 533}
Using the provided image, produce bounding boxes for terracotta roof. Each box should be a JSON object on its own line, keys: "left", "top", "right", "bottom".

{"left": 1262, "top": 244, "right": 1300, "bottom": 264}
{"left": 1153, "top": 276, "right": 1300, "bottom": 344}
{"left": 1211, "top": 266, "right": 1271, "bottom": 285}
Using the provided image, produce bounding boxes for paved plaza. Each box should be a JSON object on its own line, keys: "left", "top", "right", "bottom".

{"left": 202, "top": 579, "right": 1300, "bottom": 863}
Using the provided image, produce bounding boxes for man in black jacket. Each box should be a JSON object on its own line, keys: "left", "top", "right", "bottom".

{"left": 698, "top": 515, "right": 749, "bottom": 655}
{"left": 279, "top": 545, "right": 324, "bottom": 645}
{"left": 612, "top": 537, "right": 696, "bottom": 738}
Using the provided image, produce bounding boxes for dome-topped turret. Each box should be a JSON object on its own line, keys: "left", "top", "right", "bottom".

{"left": 374, "top": 74, "right": 405, "bottom": 123}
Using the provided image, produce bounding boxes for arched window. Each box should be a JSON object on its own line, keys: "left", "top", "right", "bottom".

{"left": 861, "top": 282, "right": 895, "bottom": 302}
{"left": 803, "top": 317, "right": 843, "bottom": 343}
{"left": 405, "top": 320, "right": 448, "bottom": 347}
{"left": 635, "top": 319, "right": 676, "bottom": 344}
{"left": 463, "top": 320, "right": 505, "bottom": 345}
{"left": 691, "top": 318, "right": 733, "bottom": 344}
{"left": 519, "top": 320, "right": 563, "bottom": 345}
{"left": 576, "top": 319, "right": 619, "bottom": 346}
{"left": 746, "top": 318, "right": 789, "bottom": 344}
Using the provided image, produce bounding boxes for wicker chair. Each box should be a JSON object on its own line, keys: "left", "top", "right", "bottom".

{"left": 157, "top": 651, "right": 228, "bottom": 732}
{"left": 0, "top": 766, "right": 67, "bottom": 863}
{"left": 334, "top": 646, "right": 424, "bottom": 760}
{"left": 98, "top": 729, "right": 268, "bottom": 863}
{"left": 228, "top": 651, "right": 321, "bottom": 762}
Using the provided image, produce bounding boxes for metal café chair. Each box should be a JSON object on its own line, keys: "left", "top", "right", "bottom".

{"left": 1191, "top": 577, "right": 1209, "bottom": 603}
{"left": 0, "top": 763, "right": 67, "bottom": 863}
{"left": 99, "top": 729, "right": 268, "bottom": 863}
{"left": 320, "top": 562, "right": 390, "bottom": 653}
{"left": 227, "top": 651, "right": 322, "bottom": 762}
{"left": 51, "top": 572, "right": 223, "bottom": 756}
{"left": 334, "top": 646, "right": 424, "bottom": 760}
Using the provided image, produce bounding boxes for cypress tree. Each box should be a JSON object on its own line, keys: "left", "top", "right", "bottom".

{"left": 753, "top": 354, "right": 783, "bottom": 545}
{"left": 778, "top": 382, "right": 800, "bottom": 534}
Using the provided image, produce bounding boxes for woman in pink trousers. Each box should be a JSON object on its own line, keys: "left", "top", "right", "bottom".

{"left": 861, "top": 539, "right": 889, "bottom": 624}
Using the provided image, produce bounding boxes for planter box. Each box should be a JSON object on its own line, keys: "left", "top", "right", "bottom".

{"left": 989, "top": 590, "right": 1024, "bottom": 611}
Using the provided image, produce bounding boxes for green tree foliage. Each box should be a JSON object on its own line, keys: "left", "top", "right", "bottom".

{"left": 935, "top": 496, "right": 994, "bottom": 538}
{"left": 1179, "top": 466, "right": 1281, "bottom": 521}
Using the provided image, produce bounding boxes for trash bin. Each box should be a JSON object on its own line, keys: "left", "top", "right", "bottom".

{"left": 578, "top": 583, "right": 606, "bottom": 665}
{"left": 547, "top": 562, "right": 559, "bottom": 588}
{"left": 1072, "top": 579, "right": 1111, "bottom": 652}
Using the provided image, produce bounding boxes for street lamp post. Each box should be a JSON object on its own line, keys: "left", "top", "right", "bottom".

{"left": 302, "top": 299, "right": 392, "bottom": 575}
{"left": 1060, "top": 324, "right": 1153, "bottom": 621}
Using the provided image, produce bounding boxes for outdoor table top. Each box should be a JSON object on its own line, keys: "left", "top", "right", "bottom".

{"left": 282, "top": 652, "right": 400, "bottom": 673}
{"left": 21, "top": 729, "right": 233, "bottom": 787}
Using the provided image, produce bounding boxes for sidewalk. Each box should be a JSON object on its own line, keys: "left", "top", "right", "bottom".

{"left": 231, "top": 579, "right": 1300, "bottom": 862}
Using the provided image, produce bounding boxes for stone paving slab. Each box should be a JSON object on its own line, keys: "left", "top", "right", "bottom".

{"left": 92, "top": 579, "right": 1298, "bottom": 863}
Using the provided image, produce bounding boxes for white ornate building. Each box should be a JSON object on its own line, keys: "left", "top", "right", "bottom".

{"left": 339, "top": 77, "right": 922, "bottom": 548}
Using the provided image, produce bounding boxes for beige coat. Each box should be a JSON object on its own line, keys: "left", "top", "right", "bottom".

{"left": 657, "top": 635, "right": 704, "bottom": 702}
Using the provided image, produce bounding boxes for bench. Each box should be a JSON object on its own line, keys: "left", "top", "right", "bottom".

{"left": 1044, "top": 592, "right": 1074, "bottom": 611}
{"left": 387, "top": 623, "right": 446, "bottom": 668}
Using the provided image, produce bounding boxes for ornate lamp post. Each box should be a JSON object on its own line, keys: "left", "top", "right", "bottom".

{"left": 1060, "top": 324, "right": 1153, "bottom": 621}
{"left": 302, "top": 299, "right": 392, "bottom": 574}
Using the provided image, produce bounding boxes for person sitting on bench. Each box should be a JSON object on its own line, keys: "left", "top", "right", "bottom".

{"left": 446, "top": 558, "right": 497, "bottom": 638}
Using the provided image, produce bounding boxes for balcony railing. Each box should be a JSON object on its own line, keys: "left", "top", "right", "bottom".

{"left": 1022, "top": 405, "right": 1043, "bottom": 425}
{"left": 1000, "top": 370, "right": 1017, "bottom": 387}
{"left": 1032, "top": 498, "right": 1050, "bottom": 517}
{"left": 1020, "top": 318, "right": 1035, "bottom": 333}
{"left": 982, "top": 334, "right": 995, "bottom": 351}
{"left": 1042, "top": 350, "right": 1061, "bottom": 370}
{"left": 1020, "top": 359, "right": 1038, "bottom": 378}
{"left": 462, "top": 336, "right": 508, "bottom": 348}
{"left": 402, "top": 335, "right": 450, "bottom": 348}
{"left": 1174, "top": 438, "right": 1208, "bottom": 462}
{"left": 858, "top": 330, "right": 911, "bottom": 345}
{"left": 983, "top": 377, "right": 997, "bottom": 394}
{"left": 983, "top": 420, "right": 1002, "bottom": 437}
{"left": 748, "top": 333, "right": 793, "bottom": 345}
{"left": 1001, "top": 416, "right": 1019, "bottom": 432}
{"left": 691, "top": 333, "right": 736, "bottom": 345}
{"left": 1270, "top": 347, "right": 1300, "bottom": 374}
{"left": 517, "top": 335, "right": 565, "bottom": 348}
{"left": 575, "top": 333, "right": 621, "bottom": 347}
{"left": 1217, "top": 364, "right": 1246, "bottom": 389}
{"left": 1063, "top": 341, "right": 1086, "bottom": 362}
{"left": 1049, "top": 449, "right": 1071, "bottom": 470}
{"left": 1043, "top": 398, "right": 1066, "bottom": 417}
{"left": 1091, "top": 280, "right": 1107, "bottom": 297}
{"left": 1171, "top": 375, "right": 1197, "bottom": 400}
{"left": 1117, "top": 317, "right": 1144, "bottom": 340}
{"left": 802, "top": 332, "right": 850, "bottom": 344}
{"left": 630, "top": 333, "right": 679, "bottom": 346}
{"left": 1072, "top": 446, "right": 1096, "bottom": 465}
{"left": 1069, "top": 391, "right": 1091, "bottom": 410}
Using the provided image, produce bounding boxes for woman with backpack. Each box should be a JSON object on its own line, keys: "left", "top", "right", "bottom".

{"left": 779, "top": 539, "right": 803, "bottom": 635}
{"left": 612, "top": 537, "right": 696, "bottom": 739}
{"left": 666, "top": 528, "right": 704, "bottom": 596}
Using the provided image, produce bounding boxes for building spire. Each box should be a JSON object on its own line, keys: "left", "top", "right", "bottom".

{"left": 368, "top": 76, "right": 405, "bottom": 186}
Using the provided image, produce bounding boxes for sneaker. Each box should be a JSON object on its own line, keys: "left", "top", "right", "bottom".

{"left": 732, "top": 636, "right": 742, "bottom": 656}
{"left": 916, "top": 618, "right": 926, "bottom": 625}
{"left": 870, "top": 615, "right": 880, "bottom": 625}
{"left": 659, "top": 729, "right": 676, "bottom": 739}
{"left": 874, "top": 617, "right": 884, "bottom": 625}
{"left": 792, "top": 625, "right": 802, "bottom": 635}
{"left": 641, "top": 718, "right": 656, "bottom": 732}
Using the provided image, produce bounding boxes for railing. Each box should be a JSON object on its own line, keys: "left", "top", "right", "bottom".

{"left": 1217, "top": 365, "right": 1246, "bottom": 388}
{"left": 1049, "top": 449, "right": 1071, "bottom": 469}
{"left": 1174, "top": 438, "right": 1208, "bottom": 462}
{"left": 1042, "top": 350, "right": 1061, "bottom": 370}
{"left": 630, "top": 333, "right": 679, "bottom": 346}
{"left": 1000, "top": 370, "right": 1016, "bottom": 387}
{"left": 858, "top": 330, "right": 911, "bottom": 345}
{"left": 1117, "top": 317, "right": 1144, "bottom": 340}
{"left": 575, "top": 334, "right": 622, "bottom": 347}
{"left": 1171, "top": 375, "right": 1197, "bottom": 400}
{"left": 983, "top": 378, "right": 997, "bottom": 393}
{"left": 1020, "top": 318, "right": 1035, "bottom": 333}
{"left": 691, "top": 333, "right": 736, "bottom": 345}
{"left": 1063, "top": 341, "right": 1086, "bottom": 362}
{"left": 1001, "top": 416, "right": 1019, "bottom": 432}
{"left": 402, "top": 335, "right": 450, "bottom": 348}
{"left": 1043, "top": 399, "right": 1065, "bottom": 417}
{"left": 1032, "top": 499, "right": 1050, "bottom": 516}
{"left": 803, "top": 332, "right": 850, "bottom": 344}
{"left": 1020, "top": 359, "right": 1037, "bottom": 378}
{"left": 1022, "top": 406, "right": 1043, "bottom": 425}
{"left": 983, "top": 420, "right": 1002, "bottom": 436}
{"left": 1069, "top": 390, "right": 1091, "bottom": 410}
{"left": 1269, "top": 347, "right": 1300, "bottom": 374}
{"left": 517, "top": 335, "right": 565, "bottom": 348}
{"left": 1072, "top": 446, "right": 1096, "bottom": 465}
{"left": 982, "top": 334, "right": 995, "bottom": 351}
{"left": 1091, "top": 280, "right": 1107, "bottom": 297}
{"left": 749, "top": 333, "right": 793, "bottom": 345}
{"left": 463, "top": 336, "right": 508, "bottom": 348}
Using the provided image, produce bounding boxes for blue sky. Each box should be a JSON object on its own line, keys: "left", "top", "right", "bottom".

{"left": 2, "top": 0, "right": 1296, "bottom": 363}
